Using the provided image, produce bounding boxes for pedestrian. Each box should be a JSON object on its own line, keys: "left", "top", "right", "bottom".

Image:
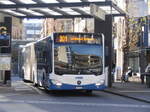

{"left": 142, "top": 63, "right": 150, "bottom": 84}
{"left": 127, "top": 67, "right": 133, "bottom": 77}
{"left": 145, "top": 63, "right": 150, "bottom": 73}
{"left": 122, "top": 67, "right": 132, "bottom": 82}
{"left": 111, "top": 63, "right": 116, "bottom": 82}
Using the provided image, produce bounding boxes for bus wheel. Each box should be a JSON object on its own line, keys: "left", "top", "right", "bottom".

{"left": 42, "top": 73, "right": 45, "bottom": 86}
{"left": 23, "top": 79, "right": 28, "bottom": 83}
{"left": 44, "top": 87, "right": 49, "bottom": 93}
{"left": 33, "top": 73, "right": 38, "bottom": 87}
{"left": 86, "top": 90, "right": 92, "bottom": 94}
{"left": 34, "top": 84, "right": 38, "bottom": 87}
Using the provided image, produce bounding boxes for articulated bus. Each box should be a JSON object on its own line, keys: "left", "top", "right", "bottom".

{"left": 22, "top": 33, "right": 107, "bottom": 92}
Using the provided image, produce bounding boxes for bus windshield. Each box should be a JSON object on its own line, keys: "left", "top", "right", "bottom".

{"left": 54, "top": 43, "right": 103, "bottom": 75}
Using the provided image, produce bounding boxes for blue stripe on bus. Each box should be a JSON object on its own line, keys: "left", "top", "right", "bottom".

{"left": 47, "top": 82, "right": 107, "bottom": 90}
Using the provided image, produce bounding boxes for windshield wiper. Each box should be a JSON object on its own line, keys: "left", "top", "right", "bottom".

{"left": 89, "top": 70, "right": 102, "bottom": 76}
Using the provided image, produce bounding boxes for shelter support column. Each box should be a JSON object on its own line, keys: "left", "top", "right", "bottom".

{"left": 94, "top": 15, "right": 113, "bottom": 87}
{"left": 0, "top": 16, "right": 12, "bottom": 86}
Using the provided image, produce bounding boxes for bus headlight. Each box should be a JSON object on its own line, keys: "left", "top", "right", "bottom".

{"left": 52, "top": 80, "right": 62, "bottom": 86}
{"left": 96, "top": 80, "right": 104, "bottom": 86}
{"left": 56, "top": 82, "right": 62, "bottom": 86}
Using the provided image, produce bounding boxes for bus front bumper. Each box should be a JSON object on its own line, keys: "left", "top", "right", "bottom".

{"left": 47, "top": 83, "right": 107, "bottom": 90}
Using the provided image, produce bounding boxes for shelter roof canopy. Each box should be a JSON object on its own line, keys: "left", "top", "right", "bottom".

{"left": 0, "top": 0, "right": 126, "bottom": 18}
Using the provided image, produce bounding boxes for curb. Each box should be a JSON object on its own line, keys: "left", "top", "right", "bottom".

{"left": 103, "top": 90, "right": 150, "bottom": 104}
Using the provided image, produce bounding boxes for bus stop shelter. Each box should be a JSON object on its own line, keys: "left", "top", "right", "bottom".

{"left": 0, "top": 0, "right": 126, "bottom": 87}
{"left": 0, "top": 0, "right": 125, "bottom": 18}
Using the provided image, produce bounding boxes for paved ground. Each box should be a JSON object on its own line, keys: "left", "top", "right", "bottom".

{"left": 0, "top": 77, "right": 150, "bottom": 112}
{"left": 105, "top": 81, "right": 150, "bottom": 103}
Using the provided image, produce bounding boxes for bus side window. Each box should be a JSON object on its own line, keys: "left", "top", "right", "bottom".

{"left": 43, "top": 51, "right": 46, "bottom": 57}
{"left": 43, "top": 51, "right": 47, "bottom": 63}
{"left": 36, "top": 46, "right": 44, "bottom": 64}
{"left": 49, "top": 40, "right": 52, "bottom": 73}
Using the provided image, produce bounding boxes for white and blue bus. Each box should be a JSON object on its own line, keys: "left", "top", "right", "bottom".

{"left": 22, "top": 33, "right": 107, "bottom": 92}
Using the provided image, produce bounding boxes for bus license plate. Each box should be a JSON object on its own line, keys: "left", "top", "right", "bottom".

{"left": 76, "top": 87, "right": 83, "bottom": 89}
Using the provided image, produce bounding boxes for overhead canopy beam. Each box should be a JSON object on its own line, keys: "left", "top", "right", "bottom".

{"left": 32, "top": 0, "right": 44, "bottom": 4}
{"left": 0, "top": 10, "right": 19, "bottom": 17}
{"left": 16, "top": 14, "right": 125, "bottom": 19}
{"left": 31, "top": 9, "right": 53, "bottom": 15}
{"left": 13, "top": 9, "right": 34, "bottom": 16}
{"left": 71, "top": 8, "right": 89, "bottom": 15}
{"left": 56, "top": 0, "right": 66, "bottom": 3}
{"left": 9, "top": 0, "right": 23, "bottom": 4}
{"left": 56, "top": 0, "right": 89, "bottom": 15}
{"left": 16, "top": 15, "right": 93, "bottom": 19}
{"left": 111, "top": 2, "right": 126, "bottom": 15}
{"left": 0, "top": 1, "right": 112, "bottom": 9}
{"left": 80, "top": 0, "right": 89, "bottom": 2}
{"left": 49, "top": 7, "right": 69, "bottom": 15}
{"left": 112, "top": 14, "right": 126, "bottom": 17}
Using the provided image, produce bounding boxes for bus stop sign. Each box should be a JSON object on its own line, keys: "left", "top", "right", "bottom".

{"left": 0, "top": 24, "right": 10, "bottom": 47}
{"left": 90, "top": 4, "right": 106, "bottom": 21}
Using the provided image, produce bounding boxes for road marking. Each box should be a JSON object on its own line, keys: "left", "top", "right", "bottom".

{"left": 12, "top": 83, "right": 33, "bottom": 91}
{"left": 14, "top": 88, "right": 32, "bottom": 90}
{"left": 14, "top": 88, "right": 32, "bottom": 91}
{"left": 0, "top": 93, "right": 20, "bottom": 97}
{"left": 0, "top": 100, "right": 149, "bottom": 108}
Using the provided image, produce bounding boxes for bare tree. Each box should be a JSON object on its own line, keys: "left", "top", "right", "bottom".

{"left": 122, "top": 15, "right": 147, "bottom": 74}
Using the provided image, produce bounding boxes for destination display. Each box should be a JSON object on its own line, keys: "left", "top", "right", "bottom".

{"left": 54, "top": 33, "right": 102, "bottom": 44}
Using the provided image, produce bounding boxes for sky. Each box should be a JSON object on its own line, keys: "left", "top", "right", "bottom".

{"left": 128, "top": 0, "right": 148, "bottom": 17}
{"left": 23, "top": 19, "right": 43, "bottom": 23}
{"left": 148, "top": 0, "right": 150, "bottom": 14}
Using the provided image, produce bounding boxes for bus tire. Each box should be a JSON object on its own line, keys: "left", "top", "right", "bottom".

{"left": 23, "top": 79, "right": 30, "bottom": 83}
{"left": 86, "top": 90, "right": 92, "bottom": 94}
{"left": 33, "top": 73, "right": 38, "bottom": 87}
{"left": 22, "top": 70, "right": 25, "bottom": 80}
{"left": 44, "top": 87, "right": 49, "bottom": 93}
{"left": 42, "top": 73, "right": 47, "bottom": 87}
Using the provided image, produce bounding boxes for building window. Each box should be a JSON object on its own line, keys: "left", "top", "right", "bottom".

{"left": 26, "top": 30, "right": 34, "bottom": 34}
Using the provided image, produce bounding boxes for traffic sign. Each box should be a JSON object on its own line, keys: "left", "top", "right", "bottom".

{"left": 0, "top": 24, "right": 10, "bottom": 47}
{"left": 90, "top": 4, "right": 106, "bottom": 21}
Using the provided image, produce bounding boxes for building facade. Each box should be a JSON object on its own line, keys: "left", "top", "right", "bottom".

{"left": 41, "top": 18, "right": 94, "bottom": 37}
{"left": 23, "top": 19, "right": 42, "bottom": 40}
{"left": 113, "top": 0, "right": 149, "bottom": 81}
{"left": 126, "top": 0, "right": 148, "bottom": 75}
{"left": 42, "top": 19, "right": 73, "bottom": 37}
{"left": 113, "top": 0, "right": 126, "bottom": 80}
